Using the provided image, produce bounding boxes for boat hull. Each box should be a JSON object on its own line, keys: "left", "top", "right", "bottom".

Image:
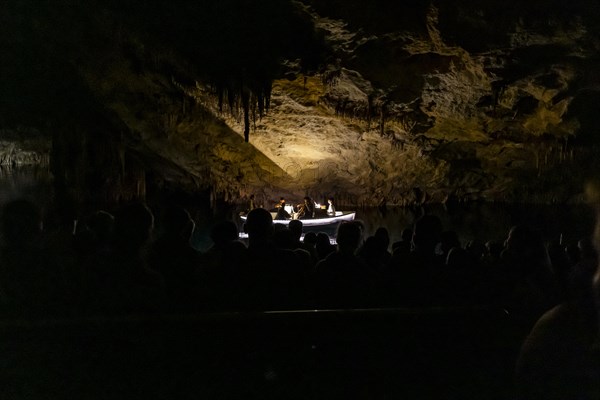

{"left": 240, "top": 211, "right": 356, "bottom": 227}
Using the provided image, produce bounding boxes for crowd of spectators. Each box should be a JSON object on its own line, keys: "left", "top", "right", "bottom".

{"left": 0, "top": 199, "right": 595, "bottom": 319}
{"left": 1, "top": 198, "right": 598, "bottom": 398}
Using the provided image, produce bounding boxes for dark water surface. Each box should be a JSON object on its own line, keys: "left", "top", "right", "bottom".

{"left": 355, "top": 202, "right": 595, "bottom": 248}
{"left": 0, "top": 165, "right": 53, "bottom": 205}
{"left": 0, "top": 166, "right": 594, "bottom": 250}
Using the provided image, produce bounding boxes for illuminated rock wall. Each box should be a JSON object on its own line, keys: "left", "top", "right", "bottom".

{"left": 2, "top": 0, "right": 599, "bottom": 206}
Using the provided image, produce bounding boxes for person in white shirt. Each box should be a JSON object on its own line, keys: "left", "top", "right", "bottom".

{"left": 327, "top": 198, "right": 336, "bottom": 215}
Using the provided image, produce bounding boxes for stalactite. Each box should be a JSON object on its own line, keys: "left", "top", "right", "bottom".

{"left": 227, "top": 86, "right": 236, "bottom": 113}
{"left": 257, "top": 91, "right": 264, "bottom": 118}
{"left": 367, "top": 95, "right": 373, "bottom": 130}
{"left": 379, "top": 102, "right": 386, "bottom": 136}
{"left": 251, "top": 94, "right": 257, "bottom": 131}
{"left": 265, "top": 84, "right": 272, "bottom": 112}
{"left": 217, "top": 84, "right": 224, "bottom": 113}
{"left": 204, "top": 78, "right": 273, "bottom": 142}
{"left": 242, "top": 88, "right": 250, "bottom": 143}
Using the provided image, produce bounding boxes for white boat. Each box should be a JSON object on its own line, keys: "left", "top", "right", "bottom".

{"left": 240, "top": 210, "right": 356, "bottom": 227}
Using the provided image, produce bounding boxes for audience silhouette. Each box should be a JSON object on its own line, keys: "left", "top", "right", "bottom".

{"left": 85, "top": 202, "right": 165, "bottom": 315}
{"left": 384, "top": 214, "right": 445, "bottom": 305}
{"left": 1, "top": 194, "right": 599, "bottom": 399}
{"left": 515, "top": 185, "right": 600, "bottom": 399}
{"left": 148, "top": 205, "right": 200, "bottom": 312}
{"left": 0, "top": 199, "right": 66, "bottom": 317}
{"left": 315, "top": 231, "right": 336, "bottom": 261}
{"left": 243, "top": 207, "right": 308, "bottom": 310}
{"left": 0, "top": 198, "right": 580, "bottom": 320}
{"left": 13, "top": 200, "right": 564, "bottom": 319}
{"left": 498, "top": 225, "right": 561, "bottom": 334}
{"left": 315, "top": 221, "right": 374, "bottom": 308}
{"left": 200, "top": 219, "right": 247, "bottom": 310}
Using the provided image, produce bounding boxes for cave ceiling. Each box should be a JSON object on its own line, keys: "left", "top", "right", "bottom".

{"left": 2, "top": 0, "right": 600, "bottom": 205}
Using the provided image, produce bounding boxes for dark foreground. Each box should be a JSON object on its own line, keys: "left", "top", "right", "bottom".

{"left": 1, "top": 306, "right": 516, "bottom": 400}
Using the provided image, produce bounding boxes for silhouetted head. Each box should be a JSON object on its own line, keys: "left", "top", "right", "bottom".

{"left": 86, "top": 210, "right": 114, "bottom": 243}
{"left": 440, "top": 230, "right": 461, "bottom": 255}
{"left": 210, "top": 220, "right": 239, "bottom": 247}
{"left": 578, "top": 237, "right": 597, "bottom": 260}
{"left": 362, "top": 236, "right": 381, "bottom": 257}
{"left": 412, "top": 215, "right": 442, "bottom": 253}
{"left": 303, "top": 231, "right": 317, "bottom": 246}
{"left": 316, "top": 232, "right": 331, "bottom": 247}
{"left": 1, "top": 199, "right": 42, "bottom": 247}
{"left": 504, "top": 224, "right": 550, "bottom": 273}
{"left": 486, "top": 240, "right": 504, "bottom": 259}
{"left": 160, "top": 205, "right": 195, "bottom": 241}
{"left": 466, "top": 240, "right": 487, "bottom": 262}
{"left": 114, "top": 203, "right": 154, "bottom": 250}
{"left": 288, "top": 219, "right": 303, "bottom": 240}
{"left": 374, "top": 227, "right": 390, "bottom": 251}
{"left": 505, "top": 225, "right": 545, "bottom": 258}
{"left": 336, "top": 221, "right": 364, "bottom": 254}
{"left": 505, "top": 225, "right": 532, "bottom": 252}
{"left": 446, "top": 247, "right": 470, "bottom": 269}
{"left": 401, "top": 227, "right": 413, "bottom": 242}
{"left": 244, "top": 207, "right": 273, "bottom": 240}
{"left": 273, "top": 227, "right": 295, "bottom": 249}
{"left": 272, "top": 223, "right": 288, "bottom": 234}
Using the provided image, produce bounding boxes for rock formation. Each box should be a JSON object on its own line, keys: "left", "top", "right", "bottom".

{"left": 2, "top": 0, "right": 599, "bottom": 207}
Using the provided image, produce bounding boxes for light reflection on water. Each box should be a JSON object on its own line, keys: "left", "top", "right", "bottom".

{"left": 0, "top": 166, "right": 594, "bottom": 251}
{"left": 0, "top": 165, "right": 53, "bottom": 210}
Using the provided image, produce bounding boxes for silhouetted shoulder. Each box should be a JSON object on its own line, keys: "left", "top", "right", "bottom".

{"left": 516, "top": 303, "right": 600, "bottom": 400}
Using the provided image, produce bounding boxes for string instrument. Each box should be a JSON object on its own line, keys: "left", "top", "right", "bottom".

{"left": 296, "top": 203, "right": 306, "bottom": 218}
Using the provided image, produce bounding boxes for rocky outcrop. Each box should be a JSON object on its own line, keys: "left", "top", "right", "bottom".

{"left": 298, "top": 1, "right": 600, "bottom": 204}
{"left": 0, "top": 129, "right": 50, "bottom": 166}
{"left": 2, "top": 0, "right": 599, "bottom": 206}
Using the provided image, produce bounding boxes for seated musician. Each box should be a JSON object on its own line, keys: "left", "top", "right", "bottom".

{"left": 327, "top": 198, "right": 336, "bottom": 215}
{"left": 298, "top": 196, "right": 315, "bottom": 220}
{"left": 275, "top": 198, "right": 292, "bottom": 220}
{"left": 274, "top": 197, "right": 285, "bottom": 209}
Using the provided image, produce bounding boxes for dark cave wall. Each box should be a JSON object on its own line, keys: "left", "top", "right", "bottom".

{"left": 1, "top": 0, "right": 330, "bottom": 206}
{"left": 2, "top": 0, "right": 600, "bottom": 206}
{"left": 1, "top": 1, "right": 147, "bottom": 207}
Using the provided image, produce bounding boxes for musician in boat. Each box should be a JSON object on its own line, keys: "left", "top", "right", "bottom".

{"left": 327, "top": 197, "right": 335, "bottom": 216}
{"left": 275, "top": 198, "right": 292, "bottom": 220}
{"left": 275, "top": 197, "right": 285, "bottom": 209}
{"left": 297, "top": 196, "right": 315, "bottom": 220}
